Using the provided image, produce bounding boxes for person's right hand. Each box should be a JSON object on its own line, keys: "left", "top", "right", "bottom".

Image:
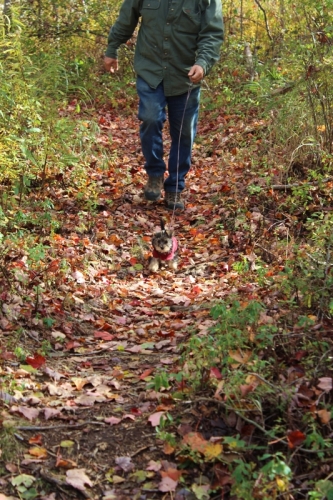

{"left": 104, "top": 56, "right": 118, "bottom": 73}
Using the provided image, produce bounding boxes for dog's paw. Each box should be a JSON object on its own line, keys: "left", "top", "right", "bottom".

{"left": 168, "top": 259, "right": 178, "bottom": 271}
{"left": 148, "top": 257, "right": 160, "bottom": 272}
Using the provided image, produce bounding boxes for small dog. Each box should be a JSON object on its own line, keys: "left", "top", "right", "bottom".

{"left": 149, "top": 218, "right": 179, "bottom": 272}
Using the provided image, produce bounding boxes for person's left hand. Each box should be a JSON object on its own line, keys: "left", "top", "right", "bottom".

{"left": 188, "top": 65, "right": 204, "bottom": 83}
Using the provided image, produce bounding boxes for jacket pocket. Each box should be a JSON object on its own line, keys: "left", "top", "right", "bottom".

{"left": 179, "top": 5, "right": 201, "bottom": 33}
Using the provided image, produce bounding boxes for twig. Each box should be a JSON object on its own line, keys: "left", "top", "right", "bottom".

{"left": 191, "top": 397, "right": 333, "bottom": 455}
{"left": 271, "top": 176, "right": 333, "bottom": 190}
{"left": 253, "top": 0, "right": 273, "bottom": 40}
{"left": 306, "top": 252, "right": 333, "bottom": 267}
{"left": 16, "top": 421, "right": 106, "bottom": 431}
{"left": 40, "top": 469, "right": 92, "bottom": 499}
{"left": 131, "top": 445, "right": 150, "bottom": 457}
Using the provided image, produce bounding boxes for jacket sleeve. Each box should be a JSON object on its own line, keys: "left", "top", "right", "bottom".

{"left": 105, "top": 0, "right": 141, "bottom": 58}
{"left": 195, "top": 0, "right": 224, "bottom": 75}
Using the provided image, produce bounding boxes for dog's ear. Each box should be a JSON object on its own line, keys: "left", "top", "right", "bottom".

{"left": 160, "top": 218, "right": 166, "bottom": 232}
{"left": 166, "top": 229, "right": 174, "bottom": 238}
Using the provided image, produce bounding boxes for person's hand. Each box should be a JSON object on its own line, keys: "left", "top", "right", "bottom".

{"left": 104, "top": 56, "right": 118, "bottom": 73}
{"left": 188, "top": 64, "right": 204, "bottom": 83}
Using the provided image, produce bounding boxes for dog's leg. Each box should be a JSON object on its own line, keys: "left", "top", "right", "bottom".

{"left": 149, "top": 257, "right": 160, "bottom": 272}
{"left": 168, "top": 259, "right": 178, "bottom": 271}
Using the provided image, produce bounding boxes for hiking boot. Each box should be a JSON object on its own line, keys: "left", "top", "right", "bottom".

{"left": 165, "top": 191, "right": 185, "bottom": 211}
{"left": 144, "top": 175, "right": 164, "bottom": 201}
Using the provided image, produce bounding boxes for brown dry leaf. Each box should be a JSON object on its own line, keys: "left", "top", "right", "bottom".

{"left": 317, "top": 408, "right": 331, "bottom": 424}
{"left": 317, "top": 377, "right": 333, "bottom": 392}
{"left": 229, "top": 349, "right": 252, "bottom": 366}
{"left": 146, "top": 460, "right": 162, "bottom": 472}
{"left": 71, "top": 377, "right": 88, "bottom": 391}
{"left": 163, "top": 441, "right": 175, "bottom": 455}
{"left": 56, "top": 457, "right": 77, "bottom": 469}
{"left": 115, "top": 456, "right": 134, "bottom": 472}
{"left": 158, "top": 476, "right": 178, "bottom": 492}
{"left": 104, "top": 416, "right": 122, "bottom": 425}
{"left": 182, "top": 432, "right": 208, "bottom": 454}
{"left": 12, "top": 406, "right": 40, "bottom": 421}
{"left": 65, "top": 468, "right": 93, "bottom": 491}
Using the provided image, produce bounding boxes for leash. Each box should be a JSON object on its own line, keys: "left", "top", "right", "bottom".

{"left": 170, "top": 81, "right": 194, "bottom": 228}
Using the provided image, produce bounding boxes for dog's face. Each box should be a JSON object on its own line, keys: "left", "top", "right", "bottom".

{"left": 152, "top": 230, "right": 173, "bottom": 254}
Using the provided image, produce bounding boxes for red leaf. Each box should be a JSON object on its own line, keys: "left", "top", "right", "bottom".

{"left": 28, "top": 434, "right": 43, "bottom": 445}
{"left": 94, "top": 331, "right": 114, "bottom": 341}
{"left": 287, "top": 430, "right": 306, "bottom": 448}
{"left": 210, "top": 367, "right": 222, "bottom": 380}
{"left": 26, "top": 354, "right": 46, "bottom": 369}
{"left": 139, "top": 368, "right": 154, "bottom": 380}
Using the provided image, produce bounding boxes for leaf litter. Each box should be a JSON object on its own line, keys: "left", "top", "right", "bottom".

{"left": 1, "top": 98, "right": 333, "bottom": 499}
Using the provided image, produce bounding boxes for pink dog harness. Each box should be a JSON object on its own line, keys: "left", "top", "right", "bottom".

{"left": 153, "top": 237, "right": 178, "bottom": 261}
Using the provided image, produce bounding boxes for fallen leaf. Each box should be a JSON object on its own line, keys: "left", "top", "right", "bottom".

{"left": 28, "top": 447, "right": 48, "bottom": 458}
{"left": 71, "top": 377, "right": 88, "bottom": 390}
{"left": 203, "top": 442, "right": 223, "bottom": 460}
{"left": 115, "top": 456, "right": 134, "bottom": 472}
{"left": 210, "top": 367, "right": 222, "bottom": 379}
{"left": 72, "top": 270, "right": 86, "bottom": 283}
{"left": 163, "top": 441, "right": 175, "bottom": 455}
{"left": 105, "top": 416, "right": 122, "bottom": 425}
{"left": 44, "top": 408, "right": 61, "bottom": 420}
{"left": 146, "top": 460, "right": 162, "bottom": 472}
{"left": 13, "top": 406, "right": 40, "bottom": 421}
{"left": 317, "top": 409, "right": 331, "bottom": 424}
{"left": 24, "top": 353, "right": 46, "bottom": 369}
{"left": 191, "top": 483, "right": 210, "bottom": 500}
{"left": 148, "top": 411, "right": 165, "bottom": 427}
{"left": 94, "top": 331, "right": 114, "bottom": 341}
{"left": 11, "top": 474, "right": 35, "bottom": 487}
{"left": 287, "top": 430, "right": 306, "bottom": 448}
{"left": 65, "top": 468, "right": 93, "bottom": 491}
{"left": 158, "top": 476, "right": 178, "bottom": 492}
{"left": 182, "top": 432, "right": 208, "bottom": 453}
{"left": 317, "top": 377, "right": 332, "bottom": 392}
{"left": 56, "top": 457, "right": 77, "bottom": 469}
{"left": 60, "top": 440, "right": 75, "bottom": 448}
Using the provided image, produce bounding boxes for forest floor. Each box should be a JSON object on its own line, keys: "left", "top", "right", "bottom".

{"left": 1, "top": 90, "right": 333, "bottom": 500}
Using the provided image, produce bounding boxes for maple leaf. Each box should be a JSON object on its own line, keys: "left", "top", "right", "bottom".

{"left": 26, "top": 353, "right": 46, "bottom": 369}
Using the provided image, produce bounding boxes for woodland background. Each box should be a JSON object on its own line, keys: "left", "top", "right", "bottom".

{"left": 0, "top": 0, "right": 333, "bottom": 499}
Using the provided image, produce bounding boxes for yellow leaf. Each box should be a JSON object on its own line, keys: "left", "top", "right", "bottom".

{"left": 28, "top": 447, "right": 48, "bottom": 458}
{"left": 276, "top": 477, "right": 288, "bottom": 491}
{"left": 203, "top": 442, "right": 223, "bottom": 460}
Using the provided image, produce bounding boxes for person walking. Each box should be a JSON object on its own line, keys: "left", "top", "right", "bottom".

{"left": 104, "top": 0, "right": 224, "bottom": 210}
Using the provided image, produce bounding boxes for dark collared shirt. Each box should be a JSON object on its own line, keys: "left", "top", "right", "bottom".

{"left": 105, "top": 0, "right": 224, "bottom": 96}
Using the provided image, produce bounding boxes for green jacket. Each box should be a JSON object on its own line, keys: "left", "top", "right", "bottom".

{"left": 105, "top": 0, "right": 224, "bottom": 96}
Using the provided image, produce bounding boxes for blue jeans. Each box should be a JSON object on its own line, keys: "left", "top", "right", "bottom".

{"left": 136, "top": 76, "right": 200, "bottom": 193}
